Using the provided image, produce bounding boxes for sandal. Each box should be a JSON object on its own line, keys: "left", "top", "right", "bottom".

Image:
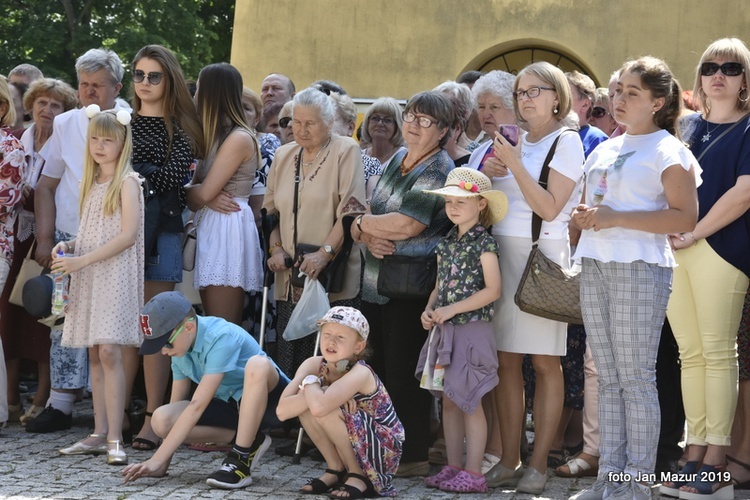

{"left": 438, "top": 469, "right": 488, "bottom": 493}
{"left": 547, "top": 448, "right": 568, "bottom": 468}
{"left": 132, "top": 412, "right": 160, "bottom": 450}
{"left": 555, "top": 456, "right": 598, "bottom": 478}
{"left": 678, "top": 464, "right": 734, "bottom": 500}
{"left": 327, "top": 472, "right": 375, "bottom": 499}
{"left": 728, "top": 455, "right": 750, "bottom": 490}
{"left": 424, "top": 465, "right": 460, "bottom": 488}
{"left": 660, "top": 460, "right": 700, "bottom": 498}
{"left": 301, "top": 468, "right": 346, "bottom": 494}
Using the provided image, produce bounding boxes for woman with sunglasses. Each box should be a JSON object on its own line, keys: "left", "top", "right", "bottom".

{"left": 663, "top": 37, "right": 750, "bottom": 499}
{"left": 129, "top": 44, "right": 204, "bottom": 451}
{"left": 484, "top": 62, "right": 585, "bottom": 494}
{"left": 589, "top": 88, "right": 618, "bottom": 136}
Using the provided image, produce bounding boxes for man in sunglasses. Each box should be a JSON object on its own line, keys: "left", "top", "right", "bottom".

{"left": 28, "top": 48, "right": 131, "bottom": 434}
{"left": 566, "top": 71, "right": 609, "bottom": 158}
{"left": 122, "top": 291, "right": 290, "bottom": 490}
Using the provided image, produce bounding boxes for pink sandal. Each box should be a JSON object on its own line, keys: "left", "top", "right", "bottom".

{"left": 439, "top": 469, "right": 488, "bottom": 493}
{"left": 424, "top": 465, "right": 460, "bottom": 488}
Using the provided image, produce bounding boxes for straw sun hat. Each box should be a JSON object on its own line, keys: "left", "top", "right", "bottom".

{"left": 425, "top": 167, "right": 508, "bottom": 225}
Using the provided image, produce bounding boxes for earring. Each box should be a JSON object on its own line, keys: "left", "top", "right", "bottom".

{"left": 553, "top": 105, "right": 559, "bottom": 115}
{"left": 739, "top": 88, "right": 749, "bottom": 103}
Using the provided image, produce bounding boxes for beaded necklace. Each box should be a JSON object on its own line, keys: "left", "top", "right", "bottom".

{"left": 400, "top": 146, "right": 439, "bottom": 175}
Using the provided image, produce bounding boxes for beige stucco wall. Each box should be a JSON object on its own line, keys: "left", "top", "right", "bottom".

{"left": 232, "top": 0, "right": 750, "bottom": 99}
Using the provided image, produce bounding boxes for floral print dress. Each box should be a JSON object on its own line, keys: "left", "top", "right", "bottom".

{"left": 319, "top": 360, "right": 404, "bottom": 496}
{"left": 0, "top": 126, "right": 26, "bottom": 264}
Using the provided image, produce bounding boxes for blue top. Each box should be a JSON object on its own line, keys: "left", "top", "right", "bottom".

{"left": 171, "top": 315, "right": 290, "bottom": 402}
{"left": 578, "top": 124, "right": 609, "bottom": 158}
{"left": 684, "top": 113, "right": 750, "bottom": 278}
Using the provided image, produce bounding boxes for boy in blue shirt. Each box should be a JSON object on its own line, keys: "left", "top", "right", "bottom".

{"left": 121, "top": 291, "right": 290, "bottom": 489}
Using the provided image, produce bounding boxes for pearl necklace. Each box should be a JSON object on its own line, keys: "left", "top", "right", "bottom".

{"left": 302, "top": 136, "right": 332, "bottom": 167}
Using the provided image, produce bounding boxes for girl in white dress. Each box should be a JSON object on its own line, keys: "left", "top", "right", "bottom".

{"left": 53, "top": 107, "right": 144, "bottom": 467}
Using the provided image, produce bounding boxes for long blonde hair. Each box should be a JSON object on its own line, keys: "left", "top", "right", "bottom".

{"left": 80, "top": 111, "right": 134, "bottom": 217}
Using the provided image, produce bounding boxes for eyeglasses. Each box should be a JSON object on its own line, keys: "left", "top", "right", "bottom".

{"left": 132, "top": 70, "right": 164, "bottom": 85}
{"left": 514, "top": 86, "right": 555, "bottom": 101}
{"left": 164, "top": 318, "right": 192, "bottom": 349}
{"left": 591, "top": 106, "right": 609, "bottom": 119}
{"left": 279, "top": 116, "right": 292, "bottom": 128}
{"left": 402, "top": 112, "right": 437, "bottom": 128}
{"left": 700, "top": 62, "right": 744, "bottom": 77}
{"left": 370, "top": 115, "right": 394, "bottom": 126}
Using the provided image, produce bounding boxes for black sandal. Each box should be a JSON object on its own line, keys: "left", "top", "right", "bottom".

{"left": 728, "top": 455, "right": 750, "bottom": 490}
{"left": 327, "top": 472, "right": 375, "bottom": 499}
{"left": 300, "top": 468, "right": 347, "bottom": 494}
{"left": 132, "top": 412, "right": 160, "bottom": 451}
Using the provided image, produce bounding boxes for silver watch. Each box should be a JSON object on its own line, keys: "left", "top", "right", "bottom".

{"left": 321, "top": 244, "right": 334, "bottom": 255}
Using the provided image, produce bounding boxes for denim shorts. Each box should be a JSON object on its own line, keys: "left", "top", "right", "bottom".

{"left": 145, "top": 232, "right": 183, "bottom": 282}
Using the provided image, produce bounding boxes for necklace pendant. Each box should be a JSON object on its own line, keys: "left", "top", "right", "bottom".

{"left": 701, "top": 132, "right": 711, "bottom": 143}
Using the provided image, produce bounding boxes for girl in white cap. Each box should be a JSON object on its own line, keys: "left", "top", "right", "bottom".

{"left": 276, "top": 306, "right": 405, "bottom": 498}
{"left": 417, "top": 167, "right": 507, "bottom": 493}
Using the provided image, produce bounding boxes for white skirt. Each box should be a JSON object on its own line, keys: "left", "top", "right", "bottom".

{"left": 493, "top": 235, "right": 569, "bottom": 356}
{"left": 195, "top": 199, "right": 263, "bottom": 292}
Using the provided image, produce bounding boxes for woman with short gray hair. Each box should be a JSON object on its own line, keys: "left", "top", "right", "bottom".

{"left": 467, "top": 70, "right": 517, "bottom": 172}
{"left": 263, "top": 87, "right": 367, "bottom": 376}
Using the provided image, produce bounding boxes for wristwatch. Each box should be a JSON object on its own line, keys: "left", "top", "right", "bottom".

{"left": 321, "top": 244, "right": 335, "bottom": 255}
{"left": 299, "top": 374, "right": 321, "bottom": 390}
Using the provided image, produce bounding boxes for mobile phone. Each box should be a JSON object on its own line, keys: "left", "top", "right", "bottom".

{"left": 498, "top": 124, "right": 519, "bottom": 146}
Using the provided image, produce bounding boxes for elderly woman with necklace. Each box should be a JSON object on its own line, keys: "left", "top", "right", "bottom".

{"left": 351, "top": 91, "right": 455, "bottom": 477}
{"left": 264, "top": 87, "right": 367, "bottom": 378}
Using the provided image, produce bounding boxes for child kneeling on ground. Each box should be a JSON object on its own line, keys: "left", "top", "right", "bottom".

{"left": 277, "top": 306, "right": 404, "bottom": 498}
{"left": 121, "top": 291, "right": 290, "bottom": 489}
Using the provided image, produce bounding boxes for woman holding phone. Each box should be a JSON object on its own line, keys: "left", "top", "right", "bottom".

{"left": 481, "top": 62, "right": 585, "bottom": 495}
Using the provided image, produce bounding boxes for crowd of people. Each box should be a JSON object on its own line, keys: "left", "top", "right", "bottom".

{"left": 0, "top": 36, "right": 749, "bottom": 500}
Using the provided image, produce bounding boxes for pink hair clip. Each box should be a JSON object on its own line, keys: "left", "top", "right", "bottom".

{"left": 458, "top": 181, "right": 479, "bottom": 193}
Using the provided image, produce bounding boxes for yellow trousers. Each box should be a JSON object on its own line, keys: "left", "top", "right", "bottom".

{"left": 667, "top": 239, "right": 748, "bottom": 446}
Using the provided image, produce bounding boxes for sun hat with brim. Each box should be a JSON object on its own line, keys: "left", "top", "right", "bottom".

{"left": 139, "top": 291, "right": 193, "bottom": 355}
{"left": 424, "top": 167, "right": 509, "bottom": 225}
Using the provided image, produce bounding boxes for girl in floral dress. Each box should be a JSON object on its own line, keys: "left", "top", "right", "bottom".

{"left": 416, "top": 167, "right": 507, "bottom": 493}
{"left": 276, "top": 306, "right": 404, "bottom": 498}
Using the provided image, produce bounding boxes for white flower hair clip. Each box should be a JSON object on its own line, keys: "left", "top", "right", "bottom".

{"left": 85, "top": 104, "right": 101, "bottom": 118}
{"left": 84, "top": 104, "right": 131, "bottom": 126}
{"left": 116, "top": 110, "right": 132, "bottom": 126}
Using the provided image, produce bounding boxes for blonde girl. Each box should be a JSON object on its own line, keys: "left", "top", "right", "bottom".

{"left": 417, "top": 167, "right": 506, "bottom": 493}
{"left": 53, "top": 107, "right": 144, "bottom": 466}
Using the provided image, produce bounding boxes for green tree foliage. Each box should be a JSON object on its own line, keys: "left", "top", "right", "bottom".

{"left": 0, "top": 0, "right": 234, "bottom": 89}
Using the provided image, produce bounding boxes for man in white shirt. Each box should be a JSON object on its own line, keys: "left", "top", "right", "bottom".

{"left": 27, "top": 48, "right": 129, "bottom": 433}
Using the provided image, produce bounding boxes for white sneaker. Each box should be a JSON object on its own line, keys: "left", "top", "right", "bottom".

{"left": 569, "top": 479, "right": 617, "bottom": 500}
{"left": 481, "top": 453, "right": 501, "bottom": 475}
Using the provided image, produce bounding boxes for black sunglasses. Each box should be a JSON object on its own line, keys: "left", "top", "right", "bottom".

{"left": 700, "top": 62, "right": 744, "bottom": 77}
{"left": 591, "top": 106, "right": 608, "bottom": 119}
{"left": 279, "top": 117, "right": 292, "bottom": 128}
{"left": 132, "top": 70, "right": 164, "bottom": 85}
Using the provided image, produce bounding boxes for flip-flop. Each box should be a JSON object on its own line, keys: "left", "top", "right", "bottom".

{"left": 555, "top": 457, "right": 598, "bottom": 478}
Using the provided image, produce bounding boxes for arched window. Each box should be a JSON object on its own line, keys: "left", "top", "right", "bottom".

{"left": 478, "top": 46, "right": 597, "bottom": 85}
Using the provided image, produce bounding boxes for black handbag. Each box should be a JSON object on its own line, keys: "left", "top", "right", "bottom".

{"left": 513, "top": 131, "right": 583, "bottom": 325}
{"left": 289, "top": 147, "right": 354, "bottom": 293}
{"left": 377, "top": 254, "right": 437, "bottom": 300}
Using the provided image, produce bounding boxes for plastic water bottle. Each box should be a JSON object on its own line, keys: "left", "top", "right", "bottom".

{"left": 51, "top": 250, "right": 66, "bottom": 315}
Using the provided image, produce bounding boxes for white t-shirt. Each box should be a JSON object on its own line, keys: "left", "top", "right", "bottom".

{"left": 490, "top": 128, "right": 585, "bottom": 240}
{"left": 573, "top": 130, "right": 702, "bottom": 267}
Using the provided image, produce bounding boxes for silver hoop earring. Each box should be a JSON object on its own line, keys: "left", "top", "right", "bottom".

{"left": 739, "top": 88, "right": 749, "bottom": 103}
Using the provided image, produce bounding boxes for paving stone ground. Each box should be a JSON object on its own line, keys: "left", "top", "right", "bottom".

{"left": 1, "top": 397, "right": 748, "bottom": 499}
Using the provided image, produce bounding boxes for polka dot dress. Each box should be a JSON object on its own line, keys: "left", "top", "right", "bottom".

{"left": 61, "top": 173, "right": 145, "bottom": 348}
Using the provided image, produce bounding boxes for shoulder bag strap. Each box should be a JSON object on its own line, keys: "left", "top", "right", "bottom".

{"left": 292, "top": 147, "right": 303, "bottom": 251}
{"left": 696, "top": 112, "right": 750, "bottom": 163}
{"left": 530, "top": 130, "right": 574, "bottom": 244}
